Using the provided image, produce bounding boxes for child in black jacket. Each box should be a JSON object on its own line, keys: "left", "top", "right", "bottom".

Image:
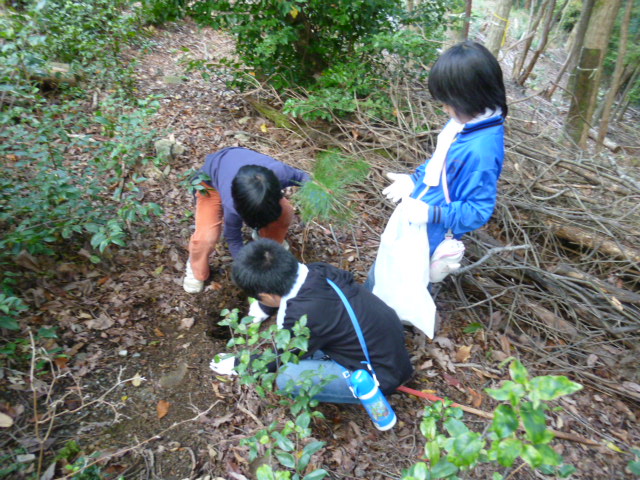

{"left": 211, "top": 239, "right": 413, "bottom": 403}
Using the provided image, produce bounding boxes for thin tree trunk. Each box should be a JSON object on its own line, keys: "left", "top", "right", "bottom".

{"left": 443, "top": 3, "right": 467, "bottom": 49}
{"left": 517, "top": 0, "right": 557, "bottom": 86}
{"left": 463, "top": 0, "right": 473, "bottom": 40}
{"left": 485, "top": 0, "right": 513, "bottom": 57}
{"left": 512, "top": 0, "right": 550, "bottom": 80}
{"left": 613, "top": 65, "right": 640, "bottom": 122}
{"left": 595, "top": 0, "right": 632, "bottom": 152}
{"left": 551, "top": 0, "right": 571, "bottom": 39}
{"left": 565, "top": 0, "right": 622, "bottom": 148}
{"left": 542, "top": 0, "right": 594, "bottom": 100}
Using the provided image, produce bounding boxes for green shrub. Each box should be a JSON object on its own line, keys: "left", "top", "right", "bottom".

{"left": 0, "top": 95, "right": 163, "bottom": 261}
{"left": 402, "top": 359, "right": 581, "bottom": 479}
{"left": 176, "top": 0, "right": 447, "bottom": 121}
{"left": 218, "top": 307, "right": 329, "bottom": 479}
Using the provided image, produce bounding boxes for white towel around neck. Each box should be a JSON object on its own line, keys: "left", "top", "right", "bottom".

{"left": 276, "top": 263, "right": 309, "bottom": 329}
{"left": 422, "top": 108, "right": 501, "bottom": 187}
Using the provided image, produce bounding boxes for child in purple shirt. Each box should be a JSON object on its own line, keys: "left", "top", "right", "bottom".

{"left": 184, "top": 147, "right": 309, "bottom": 293}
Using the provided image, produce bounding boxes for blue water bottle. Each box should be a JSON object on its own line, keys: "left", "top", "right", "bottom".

{"left": 350, "top": 369, "right": 397, "bottom": 431}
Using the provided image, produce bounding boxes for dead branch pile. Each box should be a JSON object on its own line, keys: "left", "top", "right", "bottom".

{"left": 243, "top": 82, "right": 640, "bottom": 403}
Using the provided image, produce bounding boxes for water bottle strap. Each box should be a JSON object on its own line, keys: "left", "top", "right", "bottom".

{"left": 325, "top": 278, "right": 382, "bottom": 396}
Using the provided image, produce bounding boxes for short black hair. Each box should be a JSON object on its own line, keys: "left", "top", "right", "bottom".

{"left": 232, "top": 239, "right": 298, "bottom": 298}
{"left": 428, "top": 41, "right": 508, "bottom": 119}
{"left": 232, "top": 165, "right": 283, "bottom": 230}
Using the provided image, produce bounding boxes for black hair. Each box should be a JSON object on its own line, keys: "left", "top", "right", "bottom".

{"left": 232, "top": 238, "right": 298, "bottom": 298}
{"left": 428, "top": 41, "right": 508, "bottom": 119}
{"left": 232, "top": 165, "right": 283, "bottom": 230}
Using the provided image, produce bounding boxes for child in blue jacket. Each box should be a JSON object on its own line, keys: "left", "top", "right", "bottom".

{"left": 373, "top": 41, "right": 507, "bottom": 286}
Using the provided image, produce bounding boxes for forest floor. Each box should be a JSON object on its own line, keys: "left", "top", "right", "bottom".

{"left": 2, "top": 20, "right": 640, "bottom": 480}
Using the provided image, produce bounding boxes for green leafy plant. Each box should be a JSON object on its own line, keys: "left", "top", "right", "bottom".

{"left": 173, "top": 0, "right": 447, "bottom": 121}
{"left": 629, "top": 447, "right": 640, "bottom": 476}
{"left": 0, "top": 293, "right": 27, "bottom": 331}
{"left": 217, "top": 308, "right": 330, "bottom": 479}
{"left": 403, "top": 359, "right": 582, "bottom": 479}
{"left": 292, "top": 150, "right": 369, "bottom": 225}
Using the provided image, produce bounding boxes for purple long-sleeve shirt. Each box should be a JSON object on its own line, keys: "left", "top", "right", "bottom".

{"left": 198, "top": 147, "right": 310, "bottom": 257}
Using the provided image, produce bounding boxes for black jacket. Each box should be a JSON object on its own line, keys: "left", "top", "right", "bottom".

{"left": 282, "top": 263, "right": 413, "bottom": 394}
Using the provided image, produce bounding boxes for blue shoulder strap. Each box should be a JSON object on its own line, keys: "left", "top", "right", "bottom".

{"left": 325, "top": 278, "right": 374, "bottom": 374}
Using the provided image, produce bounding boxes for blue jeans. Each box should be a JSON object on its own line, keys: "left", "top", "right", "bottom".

{"left": 276, "top": 350, "right": 360, "bottom": 404}
{"left": 363, "top": 264, "right": 375, "bottom": 292}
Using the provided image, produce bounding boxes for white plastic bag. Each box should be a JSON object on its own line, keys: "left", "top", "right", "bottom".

{"left": 372, "top": 201, "right": 436, "bottom": 338}
{"left": 429, "top": 235, "right": 465, "bottom": 283}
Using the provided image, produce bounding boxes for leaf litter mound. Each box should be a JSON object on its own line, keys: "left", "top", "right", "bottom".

{"left": 2, "top": 20, "right": 639, "bottom": 480}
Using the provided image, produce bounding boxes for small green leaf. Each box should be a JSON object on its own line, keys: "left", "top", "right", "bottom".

{"left": 486, "top": 381, "right": 526, "bottom": 406}
{"left": 529, "top": 376, "right": 582, "bottom": 401}
{"left": 558, "top": 464, "right": 577, "bottom": 477}
{"left": 521, "top": 443, "right": 543, "bottom": 468}
{"left": 295, "top": 412, "right": 311, "bottom": 430}
{"left": 509, "top": 359, "right": 529, "bottom": 385}
{"left": 272, "top": 432, "right": 295, "bottom": 452}
{"left": 520, "top": 402, "right": 554, "bottom": 444}
{"left": 450, "top": 431, "right": 484, "bottom": 467}
{"left": 301, "top": 440, "right": 324, "bottom": 458}
{"left": 535, "top": 444, "right": 561, "bottom": 466}
{"left": 491, "top": 404, "right": 519, "bottom": 439}
{"left": 38, "top": 327, "right": 58, "bottom": 339}
{"left": 444, "top": 418, "right": 469, "bottom": 437}
{"left": 275, "top": 450, "right": 296, "bottom": 469}
{"left": 494, "top": 437, "right": 523, "bottom": 467}
{"left": 0, "top": 317, "right": 20, "bottom": 330}
{"left": 430, "top": 459, "right": 458, "bottom": 478}
{"left": 629, "top": 460, "right": 640, "bottom": 475}
{"left": 463, "top": 322, "right": 484, "bottom": 334}
{"left": 420, "top": 416, "right": 437, "bottom": 440}
{"left": 302, "top": 469, "right": 328, "bottom": 480}
{"left": 256, "top": 465, "right": 276, "bottom": 480}
{"left": 424, "top": 440, "right": 440, "bottom": 465}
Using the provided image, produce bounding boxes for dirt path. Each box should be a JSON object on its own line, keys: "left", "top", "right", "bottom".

{"left": 4, "top": 21, "right": 638, "bottom": 480}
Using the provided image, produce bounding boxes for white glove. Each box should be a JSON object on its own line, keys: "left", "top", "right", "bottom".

{"left": 248, "top": 297, "right": 270, "bottom": 323}
{"left": 210, "top": 354, "right": 237, "bottom": 376}
{"left": 402, "top": 197, "right": 430, "bottom": 225}
{"left": 382, "top": 173, "right": 414, "bottom": 203}
{"left": 430, "top": 237, "right": 465, "bottom": 283}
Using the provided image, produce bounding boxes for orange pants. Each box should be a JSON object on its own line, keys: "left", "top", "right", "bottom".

{"left": 188, "top": 185, "right": 294, "bottom": 281}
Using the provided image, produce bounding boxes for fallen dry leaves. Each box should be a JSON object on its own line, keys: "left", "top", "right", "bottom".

{"left": 454, "top": 345, "right": 472, "bottom": 363}
{"left": 157, "top": 400, "right": 171, "bottom": 419}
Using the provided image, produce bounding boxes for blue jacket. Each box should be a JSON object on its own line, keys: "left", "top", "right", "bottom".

{"left": 410, "top": 115, "right": 505, "bottom": 256}
{"left": 198, "top": 147, "right": 310, "bottom": 257}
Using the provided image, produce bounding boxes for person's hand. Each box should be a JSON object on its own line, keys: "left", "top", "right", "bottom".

{"left": 247, "top": 297, "right": 270, "bottom": 323}
{"left": 382, "top": 173, "right": 414, "bottom": 203}
{"left": 402, "top": 197, "right": 429, "bottom": 225}
{"left": 430, "top": 237, "right": 465, "bottom": 283}
{"left": 430, "top": 260, "right": 461, "bottom": 283}
{"left": 210, "top": 354, "right": 237, "bottom": 376}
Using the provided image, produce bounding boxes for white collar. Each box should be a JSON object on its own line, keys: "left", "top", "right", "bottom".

{"left": 423, "top": 108, "right": 502, "bottom": 187}
{"left": 276, "top": 263, "right": 309, "bottom": 328}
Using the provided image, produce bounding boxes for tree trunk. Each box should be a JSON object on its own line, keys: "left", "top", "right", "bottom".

{"left": 613, "top": 64, "right": 640, "bottom": 121}
{"left": 564, "top": 0, "right": 621, "bottom": 148}
{"left": 443, "top": 3, "right": 467, "bottom": 49}
{"left": 542, "top": 0, "right": 595, "bottom": 100}
{"left": 595, "top": 0, "right": 633, "bottom": 152}
{"left": 517, "top": 0, "right": 557, "bottom": 86}
{"left": 512, "top": 0, "right": 550, "bottom": 81}
{"left": 485, "top": 0, "right": 513, "bottom": 57}
{"left": 463, "top": 0, "right": 473, "bottom": 40}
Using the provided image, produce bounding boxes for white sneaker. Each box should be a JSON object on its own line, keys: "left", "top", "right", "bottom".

{"left": 183, "top": 260, "right": 204, "bottom": 293}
